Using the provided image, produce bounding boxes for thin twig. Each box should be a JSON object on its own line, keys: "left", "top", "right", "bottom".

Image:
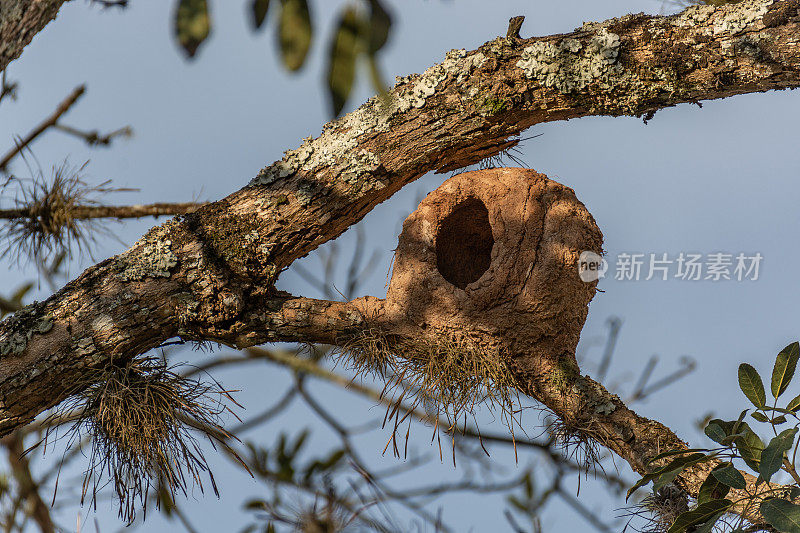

{"left": 0, "top": 201, "right": 206, "bottom": 221}
{"left": 0, "top": 86, "right": 86, "bottom": 172}
{"left": 0, "top": 71, "right": 17, "bottom": 107}
{"left": 556, "top": 487, "right": 615, "bottom": 533}
{"left": 51, "top": 124, "right": 132, "bottom": 147}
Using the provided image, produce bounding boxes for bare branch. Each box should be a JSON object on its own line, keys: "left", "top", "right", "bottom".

{"left": 1, "top": 431, "right": 54, "bottom": 533}
{"left": 51, "top": 123, "right": 132, "bottom": 147}
{"left": 0, "top": 86, "right": 85, "bottom": 173}
{"left": 0, "top": 201, "right": 206, "bottom": 221}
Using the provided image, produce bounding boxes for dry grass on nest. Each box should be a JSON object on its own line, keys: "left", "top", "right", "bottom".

{"left": 336, "top": 329, "right": 521, "bottom": 456}
{"left": 47, "top": 357, "right": 241, "bottom": 523}
{"left": 1, "top": 160, "right": 127, "bottom": 263}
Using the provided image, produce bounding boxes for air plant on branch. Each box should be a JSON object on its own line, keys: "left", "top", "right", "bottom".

{"left": 42, "top": 356, "right": 245, "bottom": 523}
{"left": 0, "top": 160, "right": 128, "bottom": 265}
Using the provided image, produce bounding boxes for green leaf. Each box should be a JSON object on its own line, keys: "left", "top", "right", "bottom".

{"left": 788, "top": 394, "right": 800, "bottom": 413}
{"left": 362, "top": 0, "right": 391, "bottom": 96}
{"left": 711, "top": 463, "right": 747, "bottom": 489}
{"left": 760, "top": 498, "right": 800, "bottom": 533}
{"left": 10, "top": 282, "right": 33, "bottom": 303}
{"left": 704, "top": 421, "right": 729, "bottom": 444}
{"left": 243, "top": 499, "right": 267, "bottom": 510}
{"left": 366, "top": 0, "right": 391, "bottom": 55}
{"left": 326, "top": 7, "right": 362, "bottom": 117}
{"left": 773, "top": 342, "right": 800, "bottom": 399}
{"left": 666, "top": 499, "right": 732, "bottom": 533}
{"left": 765, "top": 407, "right": 796, "bottom": 414}
{"left": 278, "top": 0, "right": 312, "bottom": 71}
{"left": 774, "top": 415, "right": 789, "bottom": 425}
{"left": 760, "top": 428, "right": 798, "bottom": 483}
{"left": 698, "top": 465, "right": 731, "bottom": 504}
{"left": 653, "top": 467, "right": 683, "bottom": 492}
{"left": 647, "top": 448, "right": 712, "bottom": 465}
{"left": 752, "top": 412, "right": 770, "bottom": 423}
{"left": 251, "top": 0, "right": 270, "bottom": 30}
{"left": 627, "top": 453, "right": 710, "bottom": 500}
{"left": 705, "top": 417, "right": 753, "bottom": 446}
{"left": 174, "top": 0, "right": 211, "bottom": 58}
{"left": 739, "top": 363, "right": 767, "bottom": 409}
{"left": 736, "top": 427, "right": 765, "bottom": 472}
{"left": 693, "top": 512, "right": 726, "bottom": 533}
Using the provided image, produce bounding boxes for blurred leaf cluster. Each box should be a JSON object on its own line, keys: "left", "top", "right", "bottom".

{"left": 629, "top": 342, "right": 800, "bottom": 533}
{"left": 174, "top": 0, "right": 392, "bottom": 117}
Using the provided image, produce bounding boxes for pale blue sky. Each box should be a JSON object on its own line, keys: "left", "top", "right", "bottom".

{"left": 2, "top": 0, "right": 799, "bottom": 531}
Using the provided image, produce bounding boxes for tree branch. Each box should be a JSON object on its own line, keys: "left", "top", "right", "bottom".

{"left": 0, "top": 201, "right": 206, "bottom": 220}
{"left": 0, "top": 85, "right": 85, "bottom": 172}
{"left": 1, "top": 431, "right": 54, "bottom": 533}
{"left": 0, "top": 0, "right": 69, "bottom": 73}
{"left": 1, "top": 0, "right": 799, "bottom": 523}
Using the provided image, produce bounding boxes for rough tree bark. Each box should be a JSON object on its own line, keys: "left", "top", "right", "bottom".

{"left": 1, "top": 0, "right": 799, "bottom": 524}
{"left": 0, "top": 0, "right": 69, "bottom": 73}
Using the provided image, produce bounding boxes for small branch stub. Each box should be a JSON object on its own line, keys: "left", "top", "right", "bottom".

{"left": 507, "top": 15, "right": 525, "bottom": 40}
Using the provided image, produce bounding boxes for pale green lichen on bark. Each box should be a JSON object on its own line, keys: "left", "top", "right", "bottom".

{"left": 516, "top": 30, "right": 621, "bottom": 94}
{"left": 671, "top": 0, "right": 773, "bottom": 34}
{"left": 116, "top": 229, "right": 178, "bottom": 281}
{"left": 475, "top": 92, "right": 511, "bottom": 116}
{"left": 0, "top": 302, "right": 54, "bottom": 357}
{"left": 549, "top": 356, "right": 582, "bottom": 392}
{"left": 248, "top": 48, "right": 487, "bottom": 190}
{"left": 572, "top": 375, "right": 618, "bottom": 416}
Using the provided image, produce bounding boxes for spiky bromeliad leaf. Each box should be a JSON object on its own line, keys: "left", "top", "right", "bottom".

{"left": 739, "top": 363, "right": 767, "bottom": 409}
{"left": 278, "top": 0, "right": 312, "bottom": 71}
{"left": 251, "top": 0, "right": 270, "bottom": 29}
{"left": 760, "top": 498, "right": 800, "bottom": 533}
{"left": 174, "top": 0, "right": 211, "bottom": 58}
{"left": 326, "top": 7, "right": 362, "bottom": 117}
{"left": 49, "top": 357, "right": 242, "bottom": 523}
{"left": 773, "top": 342, "right": 800, "bottom": 399}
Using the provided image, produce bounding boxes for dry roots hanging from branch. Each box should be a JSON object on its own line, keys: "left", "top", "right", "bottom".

{"left": 46, "top": 356, "right": 241, "bottom": 523}
{"left": 337, "top": 328, "right": 521, "bottom": 453}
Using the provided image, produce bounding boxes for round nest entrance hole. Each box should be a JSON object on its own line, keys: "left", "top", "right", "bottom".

{"left": 436, "top": 198, "right": 494, "bottom": 289}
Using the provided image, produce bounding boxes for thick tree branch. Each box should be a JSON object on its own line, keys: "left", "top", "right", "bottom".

{"left": 1, "top": 0, "right": 799, "bottom": 523}
{"left": 0, "top": 0, "right": 69, "bottom": 73}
